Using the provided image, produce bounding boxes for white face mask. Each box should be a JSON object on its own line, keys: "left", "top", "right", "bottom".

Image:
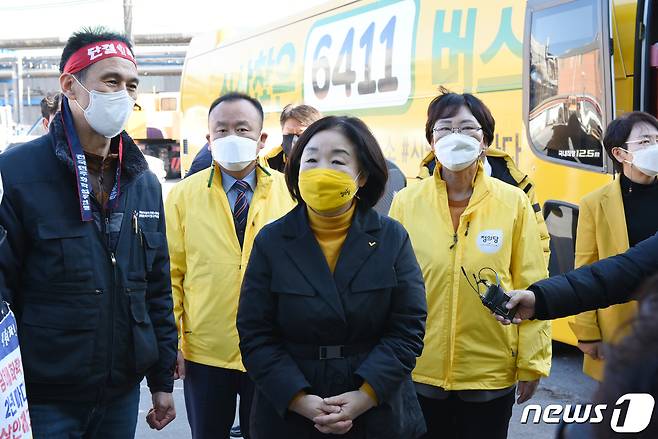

{"left": 73, "top": 76, "right": 135, "bottom": 138}
{"left": 211, "top": 135, "right": 259, "bottom": 171}
{"left": 630, "top": 144, "right": 658, "bottom": 177}
{"left": 434, "top": 133, "right": 482, "bottom": 172}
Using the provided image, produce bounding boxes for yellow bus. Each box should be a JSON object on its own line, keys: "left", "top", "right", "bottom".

{"left": 125, "top": 92, "right": 182, "bottom": 177}
{"left": 178, "top": 0, "right": 657, "bottom": 345}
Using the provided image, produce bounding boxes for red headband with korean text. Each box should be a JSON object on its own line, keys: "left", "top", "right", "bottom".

{"left": 63, "top": 40, "right": 136, "bottom": 74}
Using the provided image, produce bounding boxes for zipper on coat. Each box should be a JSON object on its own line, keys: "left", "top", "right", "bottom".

{"left": 449, "top": 233, "right": 458, "bottom": 249}
{"left": 93, "top": 202, "right": 119, "bottom": 389}
{"left": 449, "top": 222, "right": 470, "bottom": 250}
{"left": 105, "top": 216, "right": 111, "bottom": 248}
{"left": 103, "top": 207, "right": 118, "bottom": 386}
{"left": 90, "top": 175, "right": 142, "bottom": 394}
{"left": 446, "top": 217, "right": 470, "bottom": 385}
{"left": 108, "top": 249, "right": 117, "bottom": 383}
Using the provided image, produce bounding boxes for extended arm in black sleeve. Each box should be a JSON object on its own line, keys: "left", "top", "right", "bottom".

{"left": 531, "top": 232, "right": 658, "bottom": 320}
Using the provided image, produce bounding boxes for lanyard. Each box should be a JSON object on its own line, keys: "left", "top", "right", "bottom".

{"left": 60, "top": 96, "right": 123, "bottom": 221}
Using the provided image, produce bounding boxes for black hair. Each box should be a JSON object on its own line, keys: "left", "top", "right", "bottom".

{"left": 425, "top": 86, "right": 495, "bottom": 146}
{"left": 603, "top": 111, "right": 658, "bottom": 172}
{"left": 285, "top": 115, "right": 388, "bottom": 209}
{"left": 208, "top": 92, "right": 264, "bottom": 128}
{"left": 59, "top": 26, "right": 133, "bottom": 78}
{"left": 40, "top": 93, "right": 60, "bottom": 119}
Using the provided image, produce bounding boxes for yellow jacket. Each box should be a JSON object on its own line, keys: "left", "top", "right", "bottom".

{"left": 258, "top": 145, "right": 286, "bottom": 170}
{"left": 569, "top": 178, "right": 637, "bottom": 381}
{"left": 419, "top": 148, "right": 551, "bottom": 266}
{"left": 390, "top": 163, "right": 551, "bottom": 390}
{"left": 165, "top": 164, "right": 296, "bottom": 370}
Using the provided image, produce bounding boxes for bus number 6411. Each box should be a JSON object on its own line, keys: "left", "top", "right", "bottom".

{"left": 312, "top": 16, "right": 398, "bottom": 99}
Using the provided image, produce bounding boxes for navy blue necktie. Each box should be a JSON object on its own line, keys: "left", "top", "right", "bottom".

{"left": 233, "top": 180, "right": 250, "bottom": 247}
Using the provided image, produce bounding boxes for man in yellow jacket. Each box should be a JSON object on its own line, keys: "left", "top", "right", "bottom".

{"left": 418, "top": 148, "right": 551, "bottom": 266}
{"left": 165, "top": 92, "right": 295, "bottom": 439}
{"left": 259, "top": 103, "right": 321, "bottom": 172}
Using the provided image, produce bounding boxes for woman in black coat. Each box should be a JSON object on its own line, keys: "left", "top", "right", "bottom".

{"left": 237, "top": 116, "right": 428, "bottom": 438}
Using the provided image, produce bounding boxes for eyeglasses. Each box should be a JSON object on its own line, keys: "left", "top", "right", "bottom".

{"left": 433, "top": 125, "right": 483, "bottom": 138}
{"left": 626, "top": 134, "right": 658, "bottom": 147}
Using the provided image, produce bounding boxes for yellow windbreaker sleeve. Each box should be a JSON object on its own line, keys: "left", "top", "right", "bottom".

{"left": 510, "top": 195, "right": 552, "bottom": 382}
{"left": 164, "top": 187, "right": 186, "bottom": 346}
{"left": 570, "top": 200, "right": 602, "bottom": 342}
{"left": 388, "top": 193, "right": 403, "bottom": 223}
{"left": 523, "top": 183, "right": 551, "bottom": 268}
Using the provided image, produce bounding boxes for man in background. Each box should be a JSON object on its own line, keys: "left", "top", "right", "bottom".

{"left": 260, "top": 103, "right": 321, "bottom": 172}
{"left": 186, "top": 103, "right": 321, "bottom": 178}
{"left": 167, "top": 92, "right": 295, "bottom": 439}
{"left": 40, "top": 93, "right": 61, "bottom": 131}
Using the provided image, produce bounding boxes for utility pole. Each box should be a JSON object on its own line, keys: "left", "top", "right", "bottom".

{"left": 123, "top": 0, "right": 133, "bottom": 41}
{"left": 11, "top": 56, "right": 23, "bottom": 125}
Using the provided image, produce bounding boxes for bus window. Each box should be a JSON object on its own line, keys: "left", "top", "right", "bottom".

{"left": 524, "top": 0, "right": 614, "bottom": 172}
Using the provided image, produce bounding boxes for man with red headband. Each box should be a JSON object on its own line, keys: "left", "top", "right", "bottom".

{"left": 0, "top": 28, "right": 177, "bottom": 438}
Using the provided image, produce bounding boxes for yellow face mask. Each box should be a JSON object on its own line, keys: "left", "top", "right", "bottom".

{"left": 299, "top": 168, "right": 359, "bottom": 212}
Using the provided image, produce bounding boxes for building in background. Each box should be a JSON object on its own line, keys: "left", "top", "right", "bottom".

{"left": 0, "top": 37, "right": 187, "bottom": 129}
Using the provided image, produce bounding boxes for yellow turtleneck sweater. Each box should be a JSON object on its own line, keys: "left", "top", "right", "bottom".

{"left": 307, "top": 203, "right": 356, "bottom": 273}
{"left": 289, "top": 203, "right": 378, "bottom": 408}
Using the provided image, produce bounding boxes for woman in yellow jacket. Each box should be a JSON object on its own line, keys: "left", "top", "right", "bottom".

{"left": 416, "top": 146, "right": 551, "bottom": 266}
{"left": 389, "top": 90, "right": 551, "bottom": 439}
{"left": 569, "top": 111, "right": 658, "bottom": 381}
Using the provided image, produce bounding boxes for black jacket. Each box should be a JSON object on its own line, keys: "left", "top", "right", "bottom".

{"left": 266, "top": 149, "right": 286, "bottom": 173}
{"left": 0, "top": 114, "right": 177, "bottom": 403}
{"left": 237, "top": 204, "right": 427, "bottom": 439}
{"left": 531, "top": 232, "right": 658, "bottom": 320}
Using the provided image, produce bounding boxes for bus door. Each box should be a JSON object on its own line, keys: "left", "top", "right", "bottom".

{"left": 523, "top": 0, "right": 615, "bottom": 263}
{"left": 523, "top": 0, "right": 616, "bottom": 345}
{"left": 635, "top": 0, "right": 658, "bottom": 117}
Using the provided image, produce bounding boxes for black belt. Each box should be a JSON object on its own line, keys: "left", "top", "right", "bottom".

{"left": 284, "top": 341, "right": 376, "bottom": 360}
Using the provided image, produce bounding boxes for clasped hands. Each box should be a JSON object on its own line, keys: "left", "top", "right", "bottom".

{"left": 290, "top": 390, "right": 376, "bottom": 435}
